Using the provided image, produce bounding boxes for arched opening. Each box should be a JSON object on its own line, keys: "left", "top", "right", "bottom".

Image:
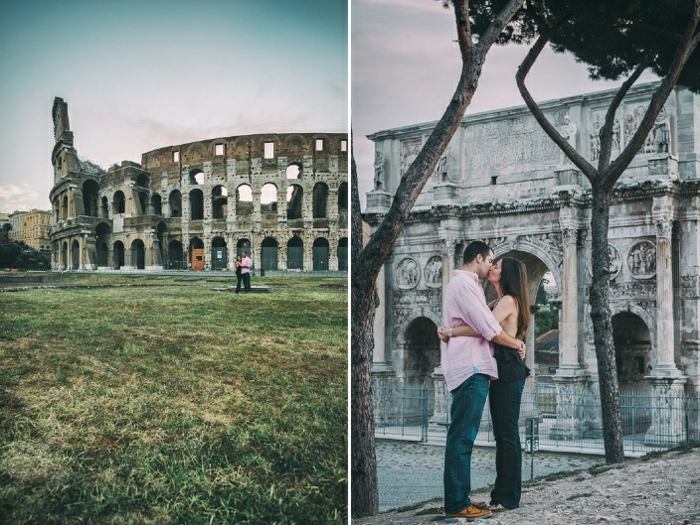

{"left": 61, "top": 241, "right": 68, "bottom": 269}
{"left": 101, "top": 196, "right": 109, "bottom": 219}
{"left": 261, "top": 237, "right": 278, "bottom": 271}
{"left": 113, "top": 191, "right": 125, "bottom": 214}
{"left": 211, "top": 236, "right": 227, "bottom": 270}
{"left": 54, "top": 201, "right": 60, "bottom": 222}
{"left": 82, "top": 180, "right": 99, "bottom": 217}
{"left": 286, "top": 163, "right": 301, "bottom": 180}
{"left": 169, "top": 190, "right": 182, "bottom": 218}
{"left": 261, "top": 183, "right": 278, "bottom": 227}
{"left": 71, "top": 240, "right": 80, "bottom": 270}
{"left": 168, "top": 239, "right": 184, "bottom": 270}
{"left": 236, "top": 184, "right": 253, "bottom": 225}
{"left": 156, "top": 221, "right": 167, "bottom": 265}
{"left": 189, "top": 189, "right": 204, "bottom": 220}
{"left": 338, "top": 237, "right": 348, "bottom": 271}
{"left": 62, "top": 195, "right": 68, "bottom": 220}
{"left": 405, "top": 317, "right": 441, "bottom": 419}
{"left": 338, "top": 182, "right": 348, "bottom": 226}
{"left": 95, "top": 223, "right": 111, "bottom": 267}
{"left": 490, "top": 249, "right": 561, "bottom": 384}
{"left": 136, "top": 173, "right": 150, "bottom": 188}
{"left": 286, "top": 184, "right": 303, "bottom": 222}
{"left": 151, "top": 193, "right": 162, "bottom": 216}
{"left": 533, "top": 271, "right": 560, "bottom": 379}
{"left": 189, "top": 169, "right": 204, "bottom": 185}
{"left": 113, "top": 241, "right": 124, "bottom": 269}
{"left": 287, "top": 236, "right": 303, "bottom": 270}
{"left": 237, "top": 238, "right": 251, "bottom": 258}
{"left": 131, "top": 239, "right": 145, "bottom": 270}
{"left": 312, "top": 182, "right": 328, "bottom": 219}
{"left": 212, "top": 186, "right": 228, "bottom": 219}
{"left": 613, "top": 312, "right": 653, "bottom": 435}
{"left": 189, "top": 237, "right": 204, "bottom": 271}
{"left": 313, "top": 237, "right": 329, "bottom": 271}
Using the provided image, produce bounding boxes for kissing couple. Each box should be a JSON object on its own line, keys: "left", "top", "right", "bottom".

{"left": 439, "top": 240, "right": 531, "bottom": 520}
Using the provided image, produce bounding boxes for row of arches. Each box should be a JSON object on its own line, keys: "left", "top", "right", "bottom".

{"left": 67, "top": 182, "right": 348, "bottom": 223}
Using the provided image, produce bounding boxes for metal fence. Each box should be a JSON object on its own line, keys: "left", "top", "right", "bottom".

{"left": 373, "top": 379, "right": 700, "bottom": 457}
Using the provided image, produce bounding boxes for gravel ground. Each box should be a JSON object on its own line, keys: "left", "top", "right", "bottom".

{"left": 354, "top": 447, "right": 700, "bottom": 525}
{"left": 376, "top": 440, "right": 602, "bottom": 512}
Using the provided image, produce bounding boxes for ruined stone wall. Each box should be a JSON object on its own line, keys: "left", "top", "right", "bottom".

{"left": 48, "top": 106, "right": 348, "bottom": 274}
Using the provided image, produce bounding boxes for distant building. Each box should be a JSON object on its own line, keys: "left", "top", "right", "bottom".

{"left": 8, "top": 211, "right": 27, "bottom": 242}
{"left": 7, "top": 209, "right": 51, "bottom": 250}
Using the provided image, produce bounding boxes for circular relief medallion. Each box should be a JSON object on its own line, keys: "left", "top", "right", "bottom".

{"left": 424, "top": 256, "right": 443, "bottom": 288}
{"left": 627, "top": 240, "right": 656, "bottom": 279}
{"left": 587, "top": 244, "right": 621, "bottom": 280}
{"left": 396, "top": 257, "right": 420, "bottom": 290}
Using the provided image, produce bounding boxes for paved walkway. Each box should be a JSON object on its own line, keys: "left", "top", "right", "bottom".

{"left": 376, "top": 440, "right": 601, "bottom": 512}
{"left": 355, "top": 447, "right": 700, "bottom": 525}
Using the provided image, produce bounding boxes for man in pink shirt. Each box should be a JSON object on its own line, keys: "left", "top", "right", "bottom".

{"left": 442, "top": 241, "right": 525, "bottom": 520}
{"left": 239, "top": 252, "right": 252, "bottom": 292}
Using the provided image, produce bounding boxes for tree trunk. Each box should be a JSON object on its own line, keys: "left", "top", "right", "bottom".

{"left": 351, "top": 284, "right": 379, "bottom": 517}
{"left": 351, "top": 145, "right": 379, "bottom": 516}
{"left": 588, "top": 184, "right": 625, "bottom": 463}
{"left": 349, "top": 1, "right": 526, "bottom": 515}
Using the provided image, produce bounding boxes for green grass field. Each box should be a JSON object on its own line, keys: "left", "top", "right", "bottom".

{"left": 0, "top": 274, "right": 347, "bottom": 524}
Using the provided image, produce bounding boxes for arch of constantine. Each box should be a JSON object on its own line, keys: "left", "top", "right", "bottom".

{"left": 364, "top": 82, "right": 700, "bottom": 446}
{"left": 49, "top": 98, "right": 348, "bottom": 272}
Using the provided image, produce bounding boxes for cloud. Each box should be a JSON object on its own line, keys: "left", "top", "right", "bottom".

{"left": 0, "top": 183, "right": 51, "bottom": 212}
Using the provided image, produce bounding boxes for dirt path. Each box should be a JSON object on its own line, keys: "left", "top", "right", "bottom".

{"left": 353, "top": 447, "right": 700, "bottom": 525}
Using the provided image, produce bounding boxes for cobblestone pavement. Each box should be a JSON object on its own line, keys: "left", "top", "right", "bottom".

{"left": 355, "top": 447, "right": 700, "bottom": 525}
{"left": 377, "top": 440, "right": 602, "bottom": 512}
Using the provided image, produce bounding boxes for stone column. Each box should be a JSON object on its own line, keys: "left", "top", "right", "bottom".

{"left": 430, "top": 239, "right": 456, "bottom": 428}
{"left": 550, "top": 226, "right": 589, "bottom": 440}
{"left": 252, "top": 189, "right": 262, "bottom": 228}
{"left": 559, "top": 227, "right": 580, "bottom": 370}
{"left": 645, "top": 216, "right": 687, "bottom": 446}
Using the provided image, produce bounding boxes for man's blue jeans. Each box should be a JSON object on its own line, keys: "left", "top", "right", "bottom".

{"left": 444, "top": 373, "right": 490, "bottom": 513}
{"left": 489, "top": 377, "right": 526, "bottom": 509}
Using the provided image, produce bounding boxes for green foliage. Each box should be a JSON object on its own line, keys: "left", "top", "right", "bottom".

{"left": 0, "top": 241, "right": 50, "bottom": 270}
{"left": 535, "top": 307, "right": 558, "bottom": 338}
{"left": 0, "top": 275, "right": 347, "bottom": 524}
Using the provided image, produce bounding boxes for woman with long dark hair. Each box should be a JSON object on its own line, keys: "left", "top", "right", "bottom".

{"left": 439, "top": 257, "right": 530, "bottom": 512}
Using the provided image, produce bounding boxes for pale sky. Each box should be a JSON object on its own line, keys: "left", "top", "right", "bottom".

{"left": 0, "top": 0, "right": 348, "bottom": 213}
{"left": 352, "top": 0, "right": 658, "bottom": 208}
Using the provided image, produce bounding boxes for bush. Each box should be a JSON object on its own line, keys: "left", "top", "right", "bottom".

{"left": 0, "top": 241, "right": 50, "bottom": 270}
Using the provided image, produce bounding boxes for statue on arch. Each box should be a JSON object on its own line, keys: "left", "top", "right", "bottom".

{"left": 373, "top": 150, "right": 385, "bottom": 190}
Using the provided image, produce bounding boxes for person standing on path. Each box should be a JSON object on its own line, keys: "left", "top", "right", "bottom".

{"left": 440, "top": 241, "right": 526, "bottom": 520}
{"left": 440, "top": 257, "right": 530, "bottom": 512}
{"left": 234, "top": 255, "right": 243, "bottom": 293}
{"left": 239, "top": 252, "right": 252, "bottom": 292}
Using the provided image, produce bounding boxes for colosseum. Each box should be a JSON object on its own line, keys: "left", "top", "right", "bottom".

{"left": 49, "top": 97, "right": 348, "bottom": 272}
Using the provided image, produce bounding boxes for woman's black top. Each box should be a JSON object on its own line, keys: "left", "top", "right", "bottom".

{"left": 493, "top": 342, "right": 530, "bottom": 382}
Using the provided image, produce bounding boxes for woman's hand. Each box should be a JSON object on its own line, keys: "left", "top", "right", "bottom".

{"left": 517, "top": 340, "right": 526, "bottom": 361}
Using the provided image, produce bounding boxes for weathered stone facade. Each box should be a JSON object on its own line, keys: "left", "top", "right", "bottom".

{"left": 49, "top": 98, "right": 348, "bottom": 272}
{"left": 365, "top": 82, "right": 700, "bottom": 445}
{"left": 9, "top": 209, "right": 51, "bottom": 251}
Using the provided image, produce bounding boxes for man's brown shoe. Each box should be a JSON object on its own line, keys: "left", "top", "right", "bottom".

{"left": 446, "top": 505, "right": 492, "bottom": 520}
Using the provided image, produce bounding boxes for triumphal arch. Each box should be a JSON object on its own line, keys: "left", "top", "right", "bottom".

{"left": 364, "top": 82, "right": 700, "bottom": 446}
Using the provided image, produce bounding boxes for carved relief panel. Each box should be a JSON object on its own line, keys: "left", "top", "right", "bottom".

{"left": 627, "top": 240, "right": 656, "bottom": 279}
{"left": 424, "top": 255, "right": 443, "bottom": 288}
{"left": 395, "top": 257, "right": 420, "bottom": 289}
{"left": 400, "top": 138, "right": 422, "bottom": 177}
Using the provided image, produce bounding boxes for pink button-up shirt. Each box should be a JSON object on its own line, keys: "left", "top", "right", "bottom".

{"left": 441, "top": 269, "right": 501, "bottom": 391}
{"left": 240, "top": 256, "right": 252, "bottom": 274}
